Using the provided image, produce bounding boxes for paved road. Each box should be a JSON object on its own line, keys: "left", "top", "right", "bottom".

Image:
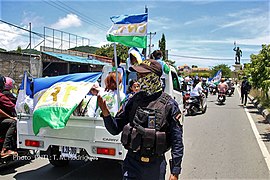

{"left": 1, "top": 88, "right": 270, "bottom": 179}
{"left": 179, "top": 88, "right": 270, "bottom": 179}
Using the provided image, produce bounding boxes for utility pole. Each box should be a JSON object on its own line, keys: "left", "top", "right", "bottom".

{"left": 148, "top": 32, "right": 156, "bottom": 57}
{"left": 29, "top": 22, "right": 31, "bottom": 61}
{"left": 143, "top": 5, "right": 148, "bottom": 59}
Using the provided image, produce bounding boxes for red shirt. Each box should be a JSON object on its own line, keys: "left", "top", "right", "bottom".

{"left": 0, "top": 92, "right": 16, "bottom": 119}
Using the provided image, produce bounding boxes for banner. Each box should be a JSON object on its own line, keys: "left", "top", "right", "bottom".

{"left": 107, "top": 13, "right": 148, "bottom": 48}
{"left": 32, "top": 72, "right": 102, "bottom": 135}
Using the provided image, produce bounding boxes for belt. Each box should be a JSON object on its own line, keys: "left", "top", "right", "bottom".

{"left": 127, "top": 151, "right": 163, "bottom": 163}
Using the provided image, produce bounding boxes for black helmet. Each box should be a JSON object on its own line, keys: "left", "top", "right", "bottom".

{"left": 0, "top": 74, "right": 6, "bottom": 90}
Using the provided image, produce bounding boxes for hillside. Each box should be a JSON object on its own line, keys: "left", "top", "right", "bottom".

{"left": 68, "top": 45, "right": 99, "bottom": 54}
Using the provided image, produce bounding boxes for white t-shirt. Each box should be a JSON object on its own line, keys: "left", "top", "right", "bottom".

{"left": 190, "top": 82, "right": 203, "bottom": 97}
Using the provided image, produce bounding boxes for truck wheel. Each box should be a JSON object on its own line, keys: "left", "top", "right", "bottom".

{"left": 48, "top": 145, "right": 69, "bottom": 167}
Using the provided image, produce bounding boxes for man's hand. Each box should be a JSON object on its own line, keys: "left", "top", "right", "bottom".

{"left": 97, "top": 95, "right": 110, "bottom": 117}
{"left": 169, "top": 174, "right": 179, "bottom": 180}
{"left": 10, "top": 117, "right": 17, "bottom": 121}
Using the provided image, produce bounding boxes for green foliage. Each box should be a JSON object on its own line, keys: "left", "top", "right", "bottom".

{"left": 9, "top": 48, "right": 40, "bottom": 55}
{"left": 69, "top": 45, "right": 98, "bottom": 54}
{"left": 190, "top": 72, "right": 210, "bottom": 78}
{"left": 247, "top": 44, "right": 270, "bottom": 99}
{"left": 210, "top": 64, "right": 231, "bottom": 78}
{"left": 0, "top": 48, "right": 7, "bottom": 52}
{"left": 95, "top": 44, "right": 129, "bottom": 62}
{"left": 16, "top": 46, "right": 22, "bottom": 53}
{"left": 158, "top": 33, "right": 166, "bottom": 60}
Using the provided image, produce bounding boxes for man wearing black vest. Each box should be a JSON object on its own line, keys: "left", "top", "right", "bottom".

{"left": 96, "top": 59, "right": 184, "bottom": 180}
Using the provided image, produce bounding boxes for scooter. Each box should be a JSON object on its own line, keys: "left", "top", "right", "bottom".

{"left": 217, "top": 91, "right": 226, "bottom": 104}
{"left": 185, "top": 94, "right": 207, "bottom": 116}
{"left": 226, "top": 86, "right": 235, "bottom": 97}
{"left": 202, "top": 87, "right": 208, "bottom": 98}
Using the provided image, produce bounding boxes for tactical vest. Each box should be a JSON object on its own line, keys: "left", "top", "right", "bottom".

{"left": 121, "top": 92, "right": 172, "bottom": 157}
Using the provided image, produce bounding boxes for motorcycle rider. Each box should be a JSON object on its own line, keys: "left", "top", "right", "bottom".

{"left": 218, "top": 78, "right": 228, "bottom": 93}
{"left": 217, "top": 78, "right": 228, "bottom": 103}
{"left": 226, "top": 78, "right": 234, "bottom": 95}
{"left": 190, "top": 78, "right": 204, "bottom": 108}
{"left": 201, "top": 78, "right": 208, "bottom": 98}
{"left": 0, "top": 75, "right": 18, "bottom": 158}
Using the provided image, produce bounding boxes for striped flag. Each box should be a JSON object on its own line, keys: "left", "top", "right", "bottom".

{"left": 32, "top": 72, "right": 102, "bottom": 135}
{"left": 106, "top": 13, "right": 148, "bottom": 48}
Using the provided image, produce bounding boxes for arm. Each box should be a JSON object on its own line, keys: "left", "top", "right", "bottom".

{"left": 97, "top": 94, "right": 129, "bottom": 135}
{"left": 169, "top": 100, "right": 184, "bottom": 179}
{"left": 0, "top": 108, "right": 17, "bottom": 120}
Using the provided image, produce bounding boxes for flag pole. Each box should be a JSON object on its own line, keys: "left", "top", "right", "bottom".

{"left": 113, "top": 43, "right": 121, "bottom": 109}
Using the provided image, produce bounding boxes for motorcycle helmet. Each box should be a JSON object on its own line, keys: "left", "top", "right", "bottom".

{"left": 4, "top": 77, "right": 15, "bottom": 91}
{"left": 202, "top": 78, "right": 207, "bottom": 82}
{"left": 0, "top": 74, "right": 6, "bottom": 90}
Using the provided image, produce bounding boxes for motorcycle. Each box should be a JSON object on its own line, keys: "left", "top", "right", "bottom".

{"left": 0, "top": 128, "right": 33, "bottom": 166}
{"left": 217, "top": 91, "right": 226, "bottom": 104}
{"left": 185, "top": 94, "right": 207, "bottom": 116}
{"left": 183, "top": 91, "right": 190, "bottom": 109}
{"left": 209, "top": 84, "right": 217, "bottom": 95}
{"left": 202, "top": 87, "right": 208, "bottom": 98}
{"left": 226, "top": 86, "right": 235, "bottom": 97}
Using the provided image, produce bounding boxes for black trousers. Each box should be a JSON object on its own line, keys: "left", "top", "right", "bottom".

{"left": 122, "top": 152, "right": 166, "bottom": 180}
{"left": 241, "top": 92, "right": 248, "bottom": 105}
{"left": 0, "top": 118, "right": 16, "bottom": 149}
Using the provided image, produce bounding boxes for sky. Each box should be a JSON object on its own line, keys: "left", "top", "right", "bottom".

{"left": 0, "top": 0, "right": 269, "bottom": 69}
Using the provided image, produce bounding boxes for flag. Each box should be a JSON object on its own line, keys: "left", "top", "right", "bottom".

{"left": 209, "top": 69, "right": 222, "bottom": 85}
{"left": 32, "top": 72, "right": 102, "bottom": 135}
{"left": 15, "top": 71, "right": 33, "bottom": 114}
{"left": 106, "top": 13, "right": 148, "bottom": 48}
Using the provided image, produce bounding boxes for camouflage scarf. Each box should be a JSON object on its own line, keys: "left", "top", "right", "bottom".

{"left": 138, "top": 73, "right": 162, "bottom": 95}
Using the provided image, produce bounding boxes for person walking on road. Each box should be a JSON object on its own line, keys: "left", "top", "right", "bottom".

{"left": 241, "top": 76, "right": 251, "bottom": 107}
{"left": 94, "top": 59, "right": 184, "bottom": 180}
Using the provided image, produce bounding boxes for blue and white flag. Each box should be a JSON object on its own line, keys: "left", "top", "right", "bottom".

{"left": 209, "top": 69, "right": 222, "bottom": 84}
{"left": 107, "top": 13, "right": 148, "bottom": 48}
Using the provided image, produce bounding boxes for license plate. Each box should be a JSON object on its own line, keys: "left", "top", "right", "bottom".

{"left": 61, "top": 146, "right": 77, "bottom": 158}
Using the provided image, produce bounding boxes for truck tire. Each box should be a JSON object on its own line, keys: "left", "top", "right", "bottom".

{"left": 48, "top": 145, "right": 69, "bottom": 167}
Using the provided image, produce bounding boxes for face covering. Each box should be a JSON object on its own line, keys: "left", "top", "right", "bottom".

{"left": 137, "top": 73, "right": 162, "bottom": 95}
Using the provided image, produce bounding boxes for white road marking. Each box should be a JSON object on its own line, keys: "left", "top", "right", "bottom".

{"left": 237, "top": 88, "right": 270, "bottom": 172}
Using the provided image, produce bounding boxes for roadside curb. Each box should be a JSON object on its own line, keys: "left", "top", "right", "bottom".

{"left": 248, "top": 95, "right": 270, "bottom": 124}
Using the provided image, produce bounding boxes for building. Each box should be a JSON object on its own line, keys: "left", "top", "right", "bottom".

{"left": 0, "top": 47, "right": 111, "bottom": 87}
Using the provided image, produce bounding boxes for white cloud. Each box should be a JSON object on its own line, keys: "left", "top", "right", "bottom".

{"left": 183, "top": 16, "right": 211, "bottom": 26}
{"left": 51, "top": 14, "right": 82, "bottom": 29}
{"left": 0, "top": 23, "right": 29, "bottom": 50}
{"left": 21, "top": 11, "right": 44, "bottom": 28}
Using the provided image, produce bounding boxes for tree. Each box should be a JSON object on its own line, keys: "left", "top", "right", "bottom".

{"left": 95, "top": 44, "right": 129, "bottom": 62}
{"left": 247, "top": 44, "right": 270, "bottom": 99}
{"left": 210, "top": 64, "right": 231, "bottom": 78}
{"left": 16, "top": 46, "right": 22, "bottom": 54}
{"left": 0, "top": 48, "right": 6, "bottom": 52}
{"left": 158, "top": 33, "right": 166, "bottom": 60}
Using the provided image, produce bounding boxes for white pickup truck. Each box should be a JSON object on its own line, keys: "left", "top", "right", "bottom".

{"left": 17, "top": 64, "right": 184, "bottom": 167}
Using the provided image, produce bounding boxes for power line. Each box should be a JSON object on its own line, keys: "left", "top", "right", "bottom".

{"left": 170, "top": 54, "right": 250, "bottom": 61}
{"left": 56, "top": 0, "right": 110, "bottom": 29}
{"left": 0, "top": 19, "right": 44, "bottom": 38}
{"left": 42, "top": 0, "right": 108, "bottom": 31}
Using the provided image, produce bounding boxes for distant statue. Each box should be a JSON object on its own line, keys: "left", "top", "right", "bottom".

{"left": 233, "top": 46, "right": 242, "bottom": 64}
